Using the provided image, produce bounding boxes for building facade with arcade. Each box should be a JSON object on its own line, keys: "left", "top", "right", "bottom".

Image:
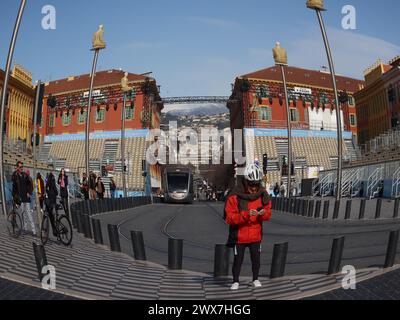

{"left": 227, "top": 65, "right": 364, "bottom": 190}
{"left": 355, "top": 57, "right": 400, "bottom": 146}
{"left": 38, "top": 69, "right": 164, "bottom": 195}
{"left": 0, "top": 65, "right": 35, "bottom": 151}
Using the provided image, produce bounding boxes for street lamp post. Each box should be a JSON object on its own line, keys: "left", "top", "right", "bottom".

{"left": 121, "top": 72, "right": 133, "bottom": 198}
{"left": 32, "top": 81, "right": 42, "bottom": 224}
{"left": 307, "top": 0, "right": 343, "bottom": 201}
{"left": 273, "top": 42, "right": 292, "bottom": 199}
{"left": 85, "top": 25, "right": 106, "bottom": 183}
{"left": 0, "top": 0, "right": 26, "bottom": 217}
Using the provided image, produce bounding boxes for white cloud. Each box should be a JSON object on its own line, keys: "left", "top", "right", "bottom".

{"left": 246, "top": 26, "right": 400, "bottom": 80}
{"left": 289, "top": 26, "right": 400, "bottom": 79}
{"left": 185, "top": 16, "right": 239, "bottom": 29}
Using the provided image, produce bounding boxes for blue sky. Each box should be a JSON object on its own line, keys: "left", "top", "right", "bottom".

{"left": 0, "top": 0, "right": 399, "bottom": 97}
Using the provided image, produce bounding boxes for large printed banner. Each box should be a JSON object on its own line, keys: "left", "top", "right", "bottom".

{"left": 44, "top": 129, "right": 150, "bottom": 142}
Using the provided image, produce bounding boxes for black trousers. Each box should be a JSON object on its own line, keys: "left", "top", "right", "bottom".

{"left": 232, "top": 242, "right": 261, "bottom": 283}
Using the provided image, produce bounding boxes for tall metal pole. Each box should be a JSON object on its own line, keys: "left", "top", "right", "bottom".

{"left": 121, "top": 92, "right": 127, "bottom": 197}
{"left": 0, "top": 0, "right": 26, "bottom": 217}
{"left": 273, "top": 42, "right": 292, "bottom": 199}
{"left": 32, "top": 81, "right": 42, "bottom": 224}
{"left": 280, "top": 65, "right": 292, "bottom": 200}
{"left": 314, "top": 9, "right": 343, "bottom": 201}
{"left": 85, "top": 50, "right": 100, "bottom": 181}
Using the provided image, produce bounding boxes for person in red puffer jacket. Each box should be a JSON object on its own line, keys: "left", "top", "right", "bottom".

{"left": 225, "top": 164, "right": 272, "bottom": 291}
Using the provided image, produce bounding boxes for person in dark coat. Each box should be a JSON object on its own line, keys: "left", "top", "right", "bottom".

{"left": 12, "top": 161, "right": 36, "bottom": 236}
{"left": 46, "top": 172, "right": 59, "bottom": 236}
{"left": 96, "top": 177, "right": 105, "bottom": 199}
{"left": 58, "top": 168, "right": 70, "bottom": 219}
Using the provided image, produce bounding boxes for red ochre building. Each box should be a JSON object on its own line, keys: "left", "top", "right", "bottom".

{"left": 355, "top": 56, "right": 400, "bottom": 145}
{"left": 38, "top": 69, "right": 164, "bottom": 194}
{"left": 227, "top": 66, "right": 365, "bottom": 184}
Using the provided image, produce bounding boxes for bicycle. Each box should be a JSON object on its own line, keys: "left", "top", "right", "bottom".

{"left": 40, "top": 199, "right": 73, "bottom": 246}
{"left": 6, "top": 203, "right": 22, "bottom": 238}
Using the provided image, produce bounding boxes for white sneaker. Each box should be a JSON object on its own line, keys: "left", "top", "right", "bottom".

{"left": 253, "top": 280, "right": 262, "bottom": 288}
{"left": 231, "top": 282, "right": 240, "bottom": 291}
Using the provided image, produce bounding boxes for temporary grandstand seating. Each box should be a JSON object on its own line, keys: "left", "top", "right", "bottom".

{"left": 43, "top": 137, "right": 147, "bottom": 191}
{"left": 3, "top": 143, "right": 51, "bottom": 171}
{"left": 252, "top": 135, "right": 352, "bottom": 185}
{"left": 347, "top": 128, "right": 400, "bottom": 167}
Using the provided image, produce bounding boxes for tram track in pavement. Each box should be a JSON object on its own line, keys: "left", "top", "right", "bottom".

{"left": 101, "top": 202, "right": 400, "bottom": 273}
{"left": 116, "top": 204, "right": 217, "bottom": 261}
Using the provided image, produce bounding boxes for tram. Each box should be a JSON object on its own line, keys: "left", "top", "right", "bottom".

{"left": 163, "top": 167, "right": 194, "bottom": 204}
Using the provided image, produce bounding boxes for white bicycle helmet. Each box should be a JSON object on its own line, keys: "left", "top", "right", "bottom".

{"left": 244, "top": 164, "right": 263, "bottom": 182}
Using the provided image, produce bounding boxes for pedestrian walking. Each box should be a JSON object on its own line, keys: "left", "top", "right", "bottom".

{"left": 96, "top": 177, "right": 105, "bottom": 199}
{"left": 45, "top": 172, "right": 59, "bottom": 237}
{"left": 58, "top": 168, "right": 70, "bottom": 219}
{"left": 11, "top": 162, "right": 37, "bottom": 236}
{"left": 109, "top": 177, "right": 117, "bottom": 199}
{"left": 36, "top": 172, "right": 45, "bottom": 209}
{"left": 89, "top": 171, "right": 97, "bottom": 200}
{"left": 80, "top": 172, "right": 89, "bottom": 200}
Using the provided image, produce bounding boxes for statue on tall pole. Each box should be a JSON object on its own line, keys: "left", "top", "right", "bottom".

{"left": 85, "top": 25, "right": 106, "bottom": 187}
{"left": 120, "top": 72, "right": 133, "bottom": 197}
{"left": 273, "top": 42, "right": 292, "bottom": 199}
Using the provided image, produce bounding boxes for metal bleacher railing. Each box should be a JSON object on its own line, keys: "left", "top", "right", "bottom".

{"left": 359, "top": 127, "right": 400, "bottom": 157}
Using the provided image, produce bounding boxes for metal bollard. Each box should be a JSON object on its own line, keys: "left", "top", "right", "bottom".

{"left": 214, "top": 244, "right": 230, "bottom": 278}
{"left": 315, "top": 200, "right": 322, "bottom": 218}
{"left": 285, "top": 198, "right": 290, "bottom": 212}
{"left": 83, "top": 214, "right": 93, "bottom": 239}
{"left": 359, "top": 199, "right": 366, "bottom": 220}
{"left": 294, "top": 199, "right": 300, "bottom": 215}
{"left": 384, "top": 230, "right": 400, "bottom": 269}
{"left": 375, "top": 198, "right": 382, "bottom": 220}
{"left": 323, "top": 201, "right": 330, "bottom": 219}
{"left": 33, "top": 242, "right": 48, "bottom": 281}
{"left": 83, "top": 200, "right": 90, "bottom": 216}
{"left": 303, "top": 200, "right": 309, "bottom": 217}
{"left": 76, "top": 212, "right": 84, "bottom": 234}
{"left": 168, "top": 238, "right": 183, "bottom": 270}
{"left": 131, "top": 231, "right": 147, "bottom": 261}
{"left": 308, "top": 200, "right": 315, "bottom": 218}
{"left": 270, "top": 242, "right": 289, "bottom": 279}
{"left": 345, "top": 200, "right": 352, "bottom": 220}
{"left": 328, "top": 237, "right": 345, "bottom": 275}
{"left": 290, "top": 198, "right": 296, "bottom": 214}
{"left": 71, "top": 205, "right": 78, "bottom": 229}
{"left": 394, "top": 199, "right": 400, "bottom": 219}
{"left": 107, "top": 224, "right": 121, "bottom": 252}
{"left": 92, "top": 219, "right": 104, "bottom": 245}
{"left": 276, "top": 197, "right": 281, "bottom": 211}
{"left": 333, "top": 200, "right": 340, "bottom": 220}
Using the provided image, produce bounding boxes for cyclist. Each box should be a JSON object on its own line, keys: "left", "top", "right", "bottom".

{"left": 224, "top": 164, "right": 272, "bottom": 290}
{"left": 11, "top": 161, "right": 37, "bottom": 237}
{"left": 45, "top": 172, "right": 59, "bottom": 237}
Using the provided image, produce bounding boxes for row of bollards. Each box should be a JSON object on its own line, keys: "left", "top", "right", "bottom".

{"left": 70, "top": 196, "right": 153, "bottom": 220}
{"left": 65, "top": 206, "right": 400, "bottom": 280}
{"left": 272, "top": 197, "right": 400, "bottom": 221}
